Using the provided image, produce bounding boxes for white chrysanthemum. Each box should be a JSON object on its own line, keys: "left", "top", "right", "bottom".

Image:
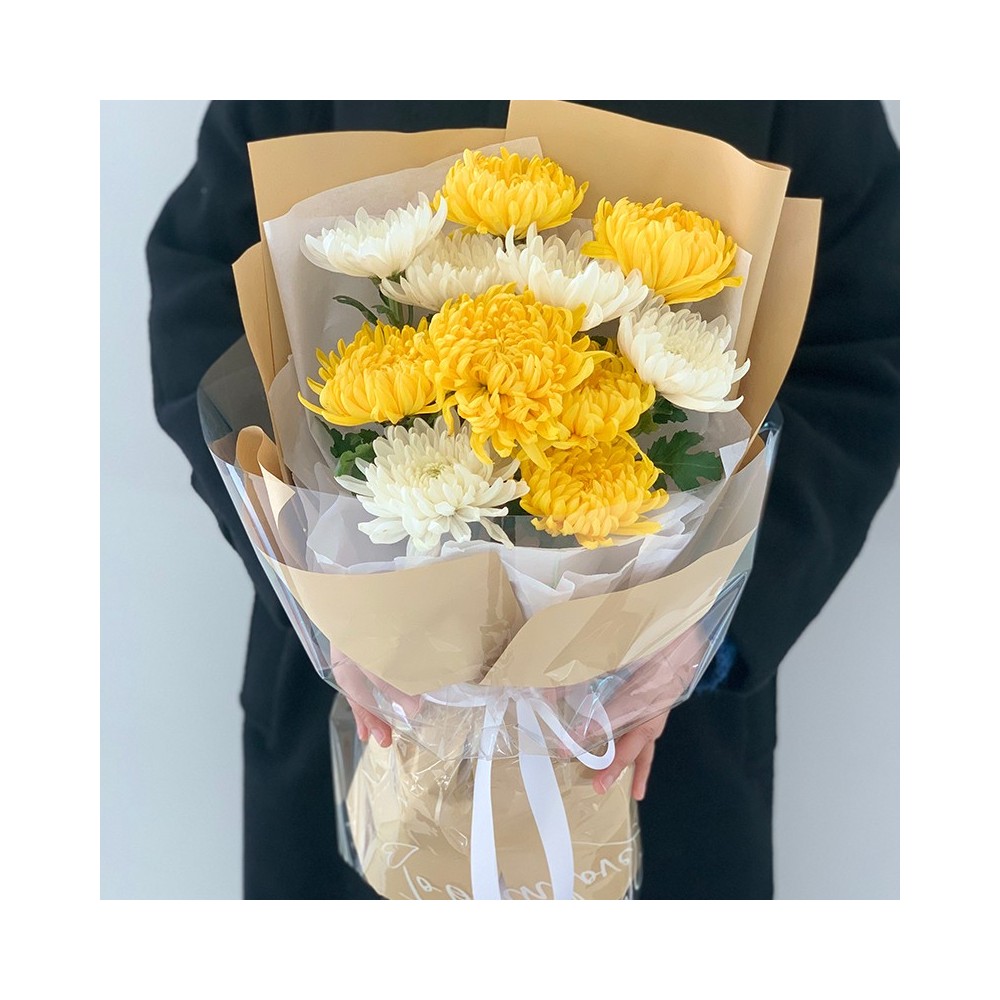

{"left": 336, "top": 417, "right": 528, "bottom": 556}
{"left": 379, "top": 232, "right": 505, "bottom": 310}
{"left": 496, "top": 224, "right": 648, "bottom": 331}
{"left": 301, "top": 194, "right": 448, "bottom": 280}
{"left": 617, "top": 303, "right": 751, "bottom": 412}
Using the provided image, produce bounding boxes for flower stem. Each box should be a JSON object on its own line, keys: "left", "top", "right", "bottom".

{"left": 374, "top": 275, "right": 407, "bottom": 327}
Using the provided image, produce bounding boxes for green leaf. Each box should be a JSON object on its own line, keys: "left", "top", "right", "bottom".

{"left": 332, "top": 295, "right": 380, "bottom": 325}
{"left": 633, "top": 408, "right": 656, "bottom": 437}
{"left": 336, "top": 443, "right": 377, "bottom": 478}
{"left": 635, "top": 397, "right": 688, "bottom": 438}
{"left": 650, "top": 396, "right": 687, "bottom": 424}
{"left": 326, "top": 425, "right": 380, "bottom": 478}
{"left": 647, "top": 430, "right": 724, "bottom": 491}
{"left": 342, "top": 428, "right": 378, "bottom": 451}
{"left": 335, "top": 451, "right": 358, "bottom": 477}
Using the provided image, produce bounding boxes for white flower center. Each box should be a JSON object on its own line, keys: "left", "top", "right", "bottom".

{"left": 414, "top": 460, "right": 449, "bottom": 484}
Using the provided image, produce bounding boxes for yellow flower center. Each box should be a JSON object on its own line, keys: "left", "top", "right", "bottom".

{"left": 434, "top": 147, "right": 588, "bottom": 238}
{"left": 582, "top": 198, "right": 741, "bottom": 304}
{"left": 299, "top": 318, "right": 438, "bottom": 427}
{"left": 519, "top": 437, "right": 669, "bottom": 548}
{"left": 422, "top": 286, "right": 603, "bottom": 466}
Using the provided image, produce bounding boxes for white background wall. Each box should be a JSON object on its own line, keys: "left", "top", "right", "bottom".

{"left": 100, "top": 100, "right": 900, "bottom": 899}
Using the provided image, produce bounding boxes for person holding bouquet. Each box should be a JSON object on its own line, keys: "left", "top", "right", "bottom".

{"left": 147, "top": 100, "right": 899, "bottom": 900}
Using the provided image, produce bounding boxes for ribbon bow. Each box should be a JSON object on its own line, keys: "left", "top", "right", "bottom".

{"left": 425, "top": 686, "right": 616, "bottom": 900}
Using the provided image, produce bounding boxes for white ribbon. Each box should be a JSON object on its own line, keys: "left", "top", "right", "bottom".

{"left": 426, "top": 686, "right": 615, "bottom": 900}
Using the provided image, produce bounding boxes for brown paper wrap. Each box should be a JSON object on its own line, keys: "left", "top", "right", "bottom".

{"left": 274, "top": 550, "right": 525, "bottom": 695}
{"left": 346, "top": 736, "right": 636, "bottom": 900}
{"left": 234, "top": 416, "right": 766, "bottom": 698}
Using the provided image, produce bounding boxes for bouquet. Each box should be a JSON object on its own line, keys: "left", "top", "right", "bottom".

{"left": 197, "top": 101, "right": 820, "bottom": 899}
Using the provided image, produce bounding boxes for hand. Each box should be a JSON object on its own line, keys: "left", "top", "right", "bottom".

{"left": 330, "top": 652, "right": 419, "bottom": 749}
{"left": 346, "top": 696, "right": 392, "bottom": 748}
{"left": 592, "top": 710, "right": 670, "bottom": 801}
{"left": 587, "top": 621, "right": 710, "bottom": 801}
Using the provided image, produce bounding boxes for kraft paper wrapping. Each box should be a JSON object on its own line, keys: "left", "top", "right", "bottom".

{"left": 234, "top": 420, "right": 762, "bottom": 697}
{"left": 735, "top": 196, "right": 823, "bottom": 440}
{"left": 275, "top": 550, "right": 525, "bottom": 695}
{"left": 346, "top": 735, "right": 636, "bottom": 900}
{"left": 276, "top": 536, "right": 748, "bottom": 696}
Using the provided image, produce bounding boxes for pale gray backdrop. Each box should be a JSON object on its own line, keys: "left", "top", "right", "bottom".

{"left": 101, "top": 100, "right": 900, "bottom": 900}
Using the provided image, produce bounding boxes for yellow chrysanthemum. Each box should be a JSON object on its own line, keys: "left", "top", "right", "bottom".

{"left": 421, "top": 285, "right": 604, "bottom": 466}
{"left": 582, "top": 198, "right": 741, "bottom": 304}
{"left": 435, "top": 147, "right": 588, "bottom": 238}
{"left": 555, "top": 345, "right": 655, "bottom": 448}
{"left": 519, "top": 437, "right": 669, "bottom": 548}
{"left": 299, "top": 318, "right": 438, "bottom": 427}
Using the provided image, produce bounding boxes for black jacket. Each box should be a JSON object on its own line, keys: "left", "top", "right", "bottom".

{"left": 147, "top": 101, "right": 899, "bottom": 899}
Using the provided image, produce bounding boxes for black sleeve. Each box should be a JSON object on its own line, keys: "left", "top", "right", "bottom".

{"left": 726, "top": 101, "right": 900, "bottom": 693}
{"left": 147, "top": 101, "right": 330, "bottom": 628}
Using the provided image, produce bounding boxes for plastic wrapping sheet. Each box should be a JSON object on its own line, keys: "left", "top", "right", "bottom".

{"left": 200, "top": 337, "right": 778, "bottom": 759}
{"left": 199, "top": 339, "right": 779, "bottom": 900}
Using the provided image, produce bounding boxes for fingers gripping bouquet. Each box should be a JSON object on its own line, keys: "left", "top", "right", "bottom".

{"left": 198, "top": 102, "right": 821, "bottom": 900}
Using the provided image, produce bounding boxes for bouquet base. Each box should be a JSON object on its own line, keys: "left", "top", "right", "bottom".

{"left": 330, "top": 697, "right": 641, "bottom": 900}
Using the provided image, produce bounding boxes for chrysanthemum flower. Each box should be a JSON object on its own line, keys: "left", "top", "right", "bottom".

{"left": 299, "top": 319, "right": 438, "bottom": 426}
{"left": 378, "top": 231, "right": 505, "bottom": 312}
{"left": 421, "top": 285, "right": 606, "bottom": 466}
{"left": 555, "top": 347, "right": 655, "bottom": 447}
{"left": 518, "top": 437, "right": 668, "bottom": 549}
{"left": 496, "top": 224, "right": 648, "bottom": 331}
{"left": 336, "top": 417, "right": 528, "bottom": 556}
{"left": 301, "top": 194, "right": 448, "bottom": 279}
{"left": 582, "top": 198, "right": 741, "bottom": 304}
{"left": 617, "top": 304, "right": 750, "bottom": 413}
{"left": 435, "top": 148, "right": 587, "bottom": 238}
